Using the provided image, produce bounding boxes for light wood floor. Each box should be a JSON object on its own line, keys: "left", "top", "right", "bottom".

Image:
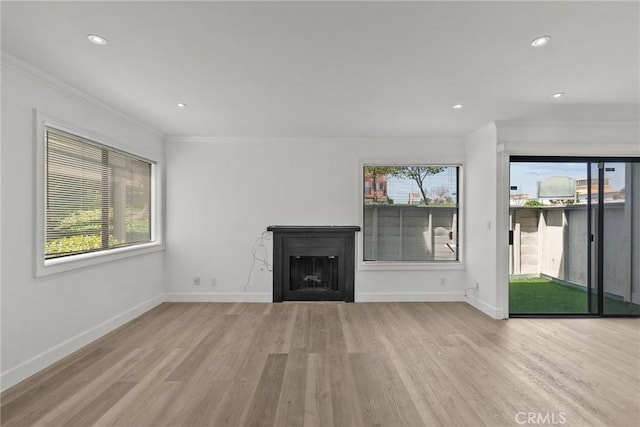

{"left": 1, "top": 302, "right": 639, "bottom": 427}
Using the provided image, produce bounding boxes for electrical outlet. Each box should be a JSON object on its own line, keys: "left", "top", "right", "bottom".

{"left": 440, "top": 277, "right": 446, "bottom": 286}
{"left": 193, "top": 276, "right": 200, "bottom": 286}
{"left": 211, "top": 278, "right": 217, "bottom": 287}
{"left": 475, "top": 282, "right": 480, "bottom": 291}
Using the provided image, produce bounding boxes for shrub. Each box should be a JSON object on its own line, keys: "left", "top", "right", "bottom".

{"left": 56, "top": 209, "right": 103, "bottom": 233}
{"left": 126, "top": 217, "right": 149, "bottom": 233}
{"left": 45, "top": 234, "right": 120, "bottom": 257}
{"left": 53, "top": 209, "right": 148, "bottom": 235}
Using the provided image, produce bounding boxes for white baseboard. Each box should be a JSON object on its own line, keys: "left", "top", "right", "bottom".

{"left": 464, "top": 296, "right": 504, "bottom": 319}
{"left": 0, "top": 294, "right": 165, "bottom": 392}
{"left": 164, "top": 292, "right": 272, "bottom": 303}
{"left": 355, "top": 292, "right": 464, "bottom": 302}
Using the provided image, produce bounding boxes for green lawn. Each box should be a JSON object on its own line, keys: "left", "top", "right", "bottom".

{"left": 509, "top": 277, "right": 640, "bottom": 315}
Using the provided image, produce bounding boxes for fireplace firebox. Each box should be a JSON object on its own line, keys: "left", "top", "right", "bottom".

{"left": 290, "top": 256, "right": 338, "bottom": 292}
{"left": 267, "top": 226, "right": 360, "bottom": 302}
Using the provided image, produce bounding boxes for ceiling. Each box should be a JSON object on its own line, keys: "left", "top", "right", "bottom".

{"left": 2, "top": 1, "right": 639, "bottom": 138}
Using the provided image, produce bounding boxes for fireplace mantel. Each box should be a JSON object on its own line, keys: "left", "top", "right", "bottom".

{"left": 267, "top": 225, "right": 360, "bottom": 302}
{"left": 267, "top": 225, "right": 361, "bottom": 233}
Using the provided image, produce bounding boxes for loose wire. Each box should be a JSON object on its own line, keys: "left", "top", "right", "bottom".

{"left": 243, "top": 230, "right": 272, "bottom": 291}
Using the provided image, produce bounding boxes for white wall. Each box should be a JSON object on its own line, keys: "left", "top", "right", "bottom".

{"left": 164, "top": 137, "right": 466, "bottom": 302}
{"left": 0, "top": 57, "right": 166, "bottom": 390}
{"left": 463, "top": 123, "right": 501, "bottom": 317}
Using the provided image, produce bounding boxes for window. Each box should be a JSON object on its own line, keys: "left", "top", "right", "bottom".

{"left": 364, "top": 181, "right": 372, "bottom": 194}
{"left": 45, "top": 127, "right": 153, "bottom": 260}
{"left": 363, "top": 165, "right": 459, "bottom": 262}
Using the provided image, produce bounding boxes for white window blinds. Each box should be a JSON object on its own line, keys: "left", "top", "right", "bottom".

{"left": 45, "top": 127, "right": 152, "bottom": 259}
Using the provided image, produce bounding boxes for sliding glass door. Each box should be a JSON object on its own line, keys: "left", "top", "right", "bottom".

{"left": 509, "top": 160, "right": 592, "bottom": 314}
{"left": 601, "top": 162, "right": 640, "bottom": 315}
{"left": 509, "top": 157, "right": 640, "bottom": 317}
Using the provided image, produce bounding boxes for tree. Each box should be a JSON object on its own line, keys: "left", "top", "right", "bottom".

{"left": 430, "top": 185, "right": 452, "bottom": 204}
{"left": 614, "top": 188, "right": 625, "bottom": 200}
{"left": 391, "top": 166, "right": 445, "bottom": 205}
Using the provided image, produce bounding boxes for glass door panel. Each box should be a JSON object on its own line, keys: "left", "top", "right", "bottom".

{"left": 509, "top": 161, "right": 590, "bottom": 314}
{"left": 588, "top": 162, "right": 599, "bottom": 314}
{"left": 602, "top": 162, "right": 640, "bottom": 315}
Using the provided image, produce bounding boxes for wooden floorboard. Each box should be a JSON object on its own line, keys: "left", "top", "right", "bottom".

{"left": 1, "top": 302, "right": 639, "bottom": 426}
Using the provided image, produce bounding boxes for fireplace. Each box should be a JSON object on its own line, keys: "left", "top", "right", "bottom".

{"left": 267, "top": 226, "right": 360, "bottom": 302}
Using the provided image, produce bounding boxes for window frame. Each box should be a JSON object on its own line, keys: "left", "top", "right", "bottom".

{"left": 35, "top": 112, "right": 164, "bottom": 277}
{"left": 358, "top": 161, "right": 464, "bottom": 271}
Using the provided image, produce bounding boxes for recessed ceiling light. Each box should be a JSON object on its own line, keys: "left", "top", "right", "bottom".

{"left": 551, "top": 92, "right": 564, "bottom": 99}
{"left": 531, "top": 36, "right": 551, "bottom": 47}
{"left": 87, "top": 34, "right": 107, "bottom": 45}
{"left": 452, "top": 104, "right": 464, "bottom": 110}
{"left": 177, "top": 103, "right": 187, "bottom": 109}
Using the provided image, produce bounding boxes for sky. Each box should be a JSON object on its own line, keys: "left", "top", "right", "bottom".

{"left": 387, "top": 167, "right": 457, "bottom": 204}
{"left": 510, "top": 162, "right": 626, "bottom": 198}
{"left": 381, "top": 162, "right": 627, "bottom": 204}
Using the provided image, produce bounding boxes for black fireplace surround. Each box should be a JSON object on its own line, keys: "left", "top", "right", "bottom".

{"left": 267, "top": 226, "right": 360, "bottom": 302}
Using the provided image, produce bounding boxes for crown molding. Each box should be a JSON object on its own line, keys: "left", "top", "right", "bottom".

{"left": 495, "top": 120, "right": 640, "bottom": 130}
{"left": 164, "top": 135, "right": 462, "bottom": 145}
{"left": 494, "top": 120, "right": 640, "bottom": 148}
{"left": 1, "top": 51, "right": 164, "bottom": 139}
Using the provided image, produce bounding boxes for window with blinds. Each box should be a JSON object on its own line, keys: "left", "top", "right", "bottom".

{"left": 45, "top": 127, "right": 152, "bottom": 259}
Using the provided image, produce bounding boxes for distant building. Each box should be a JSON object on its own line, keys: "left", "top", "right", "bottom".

{"left": 575, "top": 177, "right": 612, "bottom": 196}
{"left": 363, "top": 173, "right": 388, "bottom": 202}
{"left": 509, "top": 193, "right": 533, "bottom": 205}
